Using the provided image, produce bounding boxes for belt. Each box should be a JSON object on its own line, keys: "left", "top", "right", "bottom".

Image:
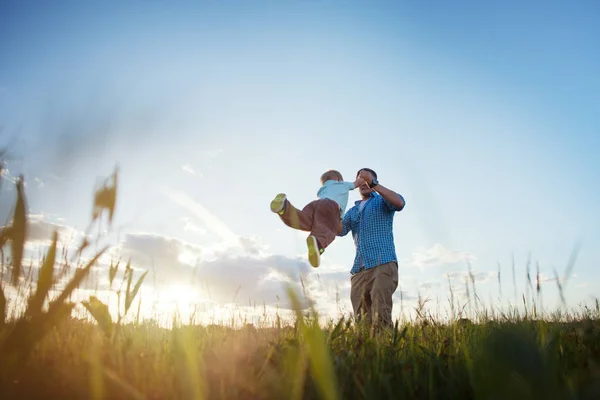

{"left": 351, "top": 261, "right": 397, "bottom": 276}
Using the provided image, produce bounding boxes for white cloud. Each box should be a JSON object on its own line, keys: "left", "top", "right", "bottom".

{"left": 181, "top": 217, "right": 207, "bottom": 235}
{"left": 181, "top": 164, "right": 200, "bottom": 175}
{"left": 10, "top": 217, "right": 424, "bottom": 320}
{"left": 412, "top": 243, "right": 476, "bottom": 269}
{"left": 113, "top": 231, "right": 201, "bottom": 266}
{"left": 417, "top": 281, "right": 440, "bottom": 291}
{"left": 102, "top": 230, "right": 314, "bottom": 310}
{"left": 537, "top": 272, "right": 576, "bottom": 285}
{"left": 238, "top": 236, "right": 269, "bottom": 256}
{"left": 445, "top": 269, "right": 496, "bottom": 285}
{"left": 25, "top": 214, "right": 82, "bottom": 244}
{"left": 162, "top": 188, "right": 237, "bottom": 243}
{"left": 45, "top": 173, "right": 63, "bottom": 182}
{"left": 204, "top": 148, "right": 223, "bottom": 159}
{"left": 194, "top": 253, "right": 312, "bottom": 309}
{"left": 0, "top": 167, "right": 16, "bottom": 184}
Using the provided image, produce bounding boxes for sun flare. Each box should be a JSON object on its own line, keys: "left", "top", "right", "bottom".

{"left": 147, "top": 283, "right": 212, "bottom": 321}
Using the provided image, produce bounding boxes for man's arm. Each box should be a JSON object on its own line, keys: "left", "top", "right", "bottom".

{"left": 373, "top": 184, "right": 405, "bottom": 211}
{"left": 357, "top": 170, "right": 405, "bottom": 211}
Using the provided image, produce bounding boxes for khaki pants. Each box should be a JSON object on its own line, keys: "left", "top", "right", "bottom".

{"left": 350, "top": 261, "right": 398, "bottom": 328}
{"left": 278, "top": 198, "right": 341, "bottom": 250}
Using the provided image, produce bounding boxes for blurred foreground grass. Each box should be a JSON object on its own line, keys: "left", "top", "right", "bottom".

{"left": 2, "top": 298, "right": 600, "bottom": 400}
{"left": 1, "top": 168, "right": 599, "bottom": 400}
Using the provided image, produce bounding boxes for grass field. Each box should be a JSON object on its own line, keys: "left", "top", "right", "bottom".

{"left": 1, "top": 169, "right": 600, "bottom": 399}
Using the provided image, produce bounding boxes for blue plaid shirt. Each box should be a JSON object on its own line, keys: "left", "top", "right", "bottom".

{"left": 338, "top": 192, "right": 405, "bottom": 275}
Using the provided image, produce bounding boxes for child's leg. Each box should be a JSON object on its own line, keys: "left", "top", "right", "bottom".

{"left": 310, "top": 199, "right": 342, "bottom": 250}
{"left": 271, "top": 194, "right": 315, "bottom": 231}
{"left": 306, "top": 199, "right": 341, "bottom": 267}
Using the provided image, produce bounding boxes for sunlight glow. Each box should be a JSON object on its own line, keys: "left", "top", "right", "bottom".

{"left": 156, "top": 284, "right": 204, "bottom": 306}
{"left": 177, "top": 250, "right": 199, "bottom": 266}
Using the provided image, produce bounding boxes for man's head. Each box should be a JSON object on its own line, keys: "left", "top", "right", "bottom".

{"left": 356, "top": 168, "right": 377, "bottom": 198}
{"left": 320, "top": 169, "right": 344, "bottom": 185}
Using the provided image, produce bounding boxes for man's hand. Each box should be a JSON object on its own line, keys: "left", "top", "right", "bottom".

{"left": 353, "top": 176, "right": 366, "bottom": 188}
{"left": 358, "top": 170, "right": 373, "bottom": 185}
{"left": 356, "top": 168, "right": 405, "bottom": 210}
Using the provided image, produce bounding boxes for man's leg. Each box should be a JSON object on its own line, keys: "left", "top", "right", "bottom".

{"left": 370, "top": 261, "right": 399, "bottom": 329}
{"left": 306, "top": 199, "right": 341, "bottom": 267}
{"left": 350, "top": 269, "right": 373, "bottom": 329}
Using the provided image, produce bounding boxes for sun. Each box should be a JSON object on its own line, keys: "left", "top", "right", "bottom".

{"left": 149, "top": 283, "right": 210, "bottom": 322}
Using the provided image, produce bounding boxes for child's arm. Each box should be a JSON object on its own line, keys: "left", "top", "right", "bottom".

{"left": 352, "top": 176, "right": 366, "bottom": 189}
{"left": 337, "top": 176, "right": 365, "bottom": 191}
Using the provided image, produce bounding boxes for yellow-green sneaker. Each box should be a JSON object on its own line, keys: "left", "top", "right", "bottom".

{"left": 306, "top": 235, "right": 323, "bottom": 268}
{"left": 270, "top": 193, "right": 287, "bottom": 214}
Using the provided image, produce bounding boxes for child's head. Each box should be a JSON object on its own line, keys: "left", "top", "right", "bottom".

{"left": 320, "top": 169, "right": 343, "bottom": 185}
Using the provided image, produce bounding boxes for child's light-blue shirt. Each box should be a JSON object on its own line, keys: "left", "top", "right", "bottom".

{"left": 317, "top": 180, "right": 356, "bottom": 218}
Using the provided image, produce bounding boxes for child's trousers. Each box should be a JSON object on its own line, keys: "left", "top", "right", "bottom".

{"left": 279, "top": 198, "right": 341, "bottom": 250}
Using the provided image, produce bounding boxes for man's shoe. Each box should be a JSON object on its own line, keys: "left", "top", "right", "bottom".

{"left": 306, "top": 235, "right": 323, "bottom": 268}
{"left": 270, "top": 193, "right": 287, "bottom": 214}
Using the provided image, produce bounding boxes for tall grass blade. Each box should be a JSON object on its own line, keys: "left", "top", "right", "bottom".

{"left": 0, "top": 302, "right": 76, "bottom": 374}
{"left": 0, "top": 226, "right": 11, "bottom": 249}
{"left": 102, "top": 368, "right": 146, "bottom": 400}
{"left": 172, "top": 326, "right": 205, "bottom": 400}
{"left": 536, "top": 262, "right": 541, "bottom": 296}
{"left": 497, "top": 262, "right": 502, "bottom": 299}
{"left": 447, "top": 273, "right": 455, "bottom": 320}
{"left": 329, "top": 317, "right": 345, "bottom": 342}
{"left": 125, "top": 260, "right": 133, "bottom": 296}
{"left": 0, "top": 284, "right": 6, "bottom": 327}
{"left": 109, "top": 259, "right": 119, "bottom": 287}
{"left": 126, "top": 270, "right": 148, "bottom": 315}
{"left": 562, "top": 241, "right": 581, "bottom": 287}
{"left": 93, "top": 168, "right": 118, "bottom": 224}
{"left": 287, "top": 345, "right": 308, "bottom": 400}
{"left": 526, "top": 252, "right": 532, "bottom": 305}
{"left": 287, "top": 285, "right": 339, "bottom": 400}
{"left": 10, "top": 177, "right": 27, "bottom": 286}
{"left": 48, "top": 246, "right": 108, "bottom": 315}
{"left": 82, "top": 296, "right": 113, "bottom": 338}
{"left": 554, "top": 268, "right": 566, "bottom": 308}
{"left": 26, "top": 230, "right": 58, "bottom": 316}
{"left": 393, "top": 325, "right": 408, "bottom": 348}
{"left": 512, "top": 253, "right": 517, "bottom": 300}
{"left": 86, "top": 338, "right": 104, "bottom": 400}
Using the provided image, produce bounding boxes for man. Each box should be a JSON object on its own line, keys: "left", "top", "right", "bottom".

{"left": 338, "top": 167, "right": 405, "bottom": 330}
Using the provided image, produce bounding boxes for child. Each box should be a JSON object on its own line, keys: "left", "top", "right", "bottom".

{"left": 270, "top": 169, "right": 365, "bottom": 268}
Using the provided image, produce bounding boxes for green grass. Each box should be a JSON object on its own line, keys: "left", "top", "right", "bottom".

{"left": 2, "top": 304, "right": 600, "bottom": 399}
{"left": 1, "top": 167, "right": 600, "bottom": 399}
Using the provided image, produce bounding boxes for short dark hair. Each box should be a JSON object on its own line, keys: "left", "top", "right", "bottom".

{"left": 356, "top": 168, "right": 377, "bottom": 180}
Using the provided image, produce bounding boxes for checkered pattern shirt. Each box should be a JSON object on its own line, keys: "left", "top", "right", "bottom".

{"left": 339, "top": 192, "right": 405, "bottom": 274}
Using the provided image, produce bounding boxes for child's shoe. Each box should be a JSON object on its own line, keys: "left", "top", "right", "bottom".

{"left": 270, "top": 193, "right": 287, "bottom": 214}
{"left": 306, "top": 235, "right": 323, "bottom": 268}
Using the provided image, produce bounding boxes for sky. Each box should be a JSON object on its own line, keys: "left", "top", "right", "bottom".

{"left": 0, "top": 0, "right": 599, "bottom": 325}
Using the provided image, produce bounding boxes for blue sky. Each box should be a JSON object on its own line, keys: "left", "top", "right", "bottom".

{"left": 1, "top": 0, "right": 598, "bottom": 322}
